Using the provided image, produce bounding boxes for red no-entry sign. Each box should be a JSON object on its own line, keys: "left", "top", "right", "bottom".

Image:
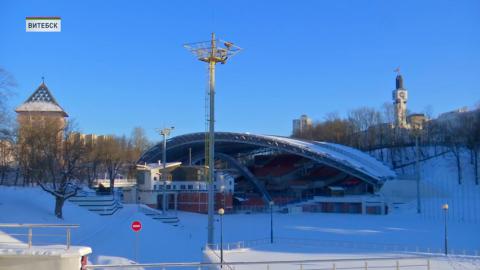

{"left": 131, "top": 221, "right": 142, "bottom": 232}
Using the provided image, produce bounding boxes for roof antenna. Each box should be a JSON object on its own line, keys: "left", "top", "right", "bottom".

{"left": 41, "top": 76, "right": 45, "bottom": 84}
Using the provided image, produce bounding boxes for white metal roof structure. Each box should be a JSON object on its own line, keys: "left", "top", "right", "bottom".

{"left": 140, "top": 132, "right": 396, "bottom": 186}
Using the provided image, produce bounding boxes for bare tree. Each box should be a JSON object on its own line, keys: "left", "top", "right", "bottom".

{"left": 0, "top": 68, "right": 17, "bottom": 185}
{"left": 128, "top": 127, "right": 151, "bottom": 178}
{"left": 463, "top": 110, "right": 480, "bottom": 184}
{"left": 0, "top": 130, "right": 14, "bottom": 184}
{"left": 381, "top": 102, "right": 395, "bottom": 125}
{"left": 347, "top": 107, "right": 382, "bottom": 150}
{"left": 81, "top": 139, "right": 102, "bottom": 188}
{"left": 475, "top": 110, "right": 480, "bottom": 185}
{"left": 0, "top": 68, "right": 16, "bottom": 132}
{"left": 131, "top": 127, "right": 151, "bottom": 156}
{"left": 98, "top": 136, "right": 132, "bottom": 193}
{"left": 441, "top": 119, "right": 465, "bottom": 184}
{"left": 18, "top": 120, "right": 86, "bottom": 218}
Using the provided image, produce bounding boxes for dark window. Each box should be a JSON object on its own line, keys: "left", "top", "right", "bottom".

{"left": 136, "top": 172, "right": 145, "bottom": 185}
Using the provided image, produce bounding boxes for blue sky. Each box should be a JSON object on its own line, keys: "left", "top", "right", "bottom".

{"left": 1, "top": 0, "right": 479, "bottom": 140}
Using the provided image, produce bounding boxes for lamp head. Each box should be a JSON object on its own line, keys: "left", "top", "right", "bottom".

{"left": 224, "top": 41, "right": 233, "bottom": 49}
{"left": 218, "top": 208, "right": 225, "bottom": 215}
{"left": 442, "top": 203, "right": 449, "bottom": 210}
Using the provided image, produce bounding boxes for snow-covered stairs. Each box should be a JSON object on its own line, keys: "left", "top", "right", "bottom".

{"left": 68, "top": 192, "right": 123, "bottom": 216}
{"left": 139, "top": 205, "right": 180, "bottom": 226}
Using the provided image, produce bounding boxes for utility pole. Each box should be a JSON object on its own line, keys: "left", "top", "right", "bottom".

{"left": 442, "top": 203, "right": 449, "bottom": 255}
{"left": 184, "top": 33, "right": 241, "bottom": 245}
{"left": 156, "top": 127, "right": 174, "bottom": 214}
{"left": 415, "top": 133, "right": 421, "bottom": 214}
{"left": 218, "top": 208, "right": 225, "bottom": 268}
{"left": 270, "top": 200, "right": 274, "bottom": 244}
{"left": 189, "top": 147, "right": 192, "bottom": 166}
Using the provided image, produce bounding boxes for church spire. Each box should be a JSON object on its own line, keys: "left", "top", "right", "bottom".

{"left": 392, "top": 68, "right": 408, "bottom": 128}
{"left": 396, "top": 74, "right": 404, "bottom": 89}
{"left": 394, "top": 67, "right": 404, "bottom": 89}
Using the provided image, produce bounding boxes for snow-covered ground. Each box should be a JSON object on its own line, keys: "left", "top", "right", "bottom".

{"left": 1, "top": 149, "right": 479, "bottom": 268}
{"left": 385, "top": 148, "right": 480, "bottom": 223}
{"left": 210, "top": 244, "right": 480, "bottom": 270}
{"left": 0, "top": 186, "right": 479, "bottom": 266}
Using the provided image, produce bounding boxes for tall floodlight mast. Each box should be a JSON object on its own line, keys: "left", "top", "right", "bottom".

{"left": 184, "top": 33, "right": 241, "bottom": 245}
{"left": 156, "top": 127, "right": 175, "bottom": 214}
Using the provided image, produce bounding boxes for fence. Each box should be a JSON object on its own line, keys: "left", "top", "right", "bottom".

{"left": 419, "top": 178, "right": 480, "bottom": 224}
{"left": 84, "top": 257, "right": 433, "bottom": 270}
{"left": 0, "top": 223, "right": 79, "bottom": 249}
{"left": 206, "top": 237, "right": 480, "bottom": 257}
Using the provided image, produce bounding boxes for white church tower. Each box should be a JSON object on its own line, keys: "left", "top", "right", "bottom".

{"left": 392, "top": 71, "right": 408, "bottom": 128}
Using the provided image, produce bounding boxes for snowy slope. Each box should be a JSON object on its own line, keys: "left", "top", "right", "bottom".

{"left": 384, "top": 148, "right": 480, "bottom": 223}
{"left": 1, "top": 186, "right": 480, "bottom": 266}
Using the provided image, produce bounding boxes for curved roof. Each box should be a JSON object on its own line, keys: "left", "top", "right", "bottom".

{"left": 140, "top": 132, "right": 396, "bottom": 185}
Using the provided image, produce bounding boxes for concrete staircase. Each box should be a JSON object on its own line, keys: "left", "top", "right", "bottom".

{"left": 68, "top": 192, "right": 123, "bottom": 216}
{"left": 138, "top": 205, "right": 180, "bottom": 226}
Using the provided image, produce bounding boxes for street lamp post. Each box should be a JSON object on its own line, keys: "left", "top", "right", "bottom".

{"left": 184, "top": 35, "right": 241, "bottom": 246}
{"left": 442, "top": 203, "right": 449, "bottom": 255}
{"left": 221, "top": 184, "right": 226, "bottom": 209}
{"left": 157, "top": 127, "right": 174, "bottom": 213}
{"left": 218, "top": 208, "right": 225, "bottom": 268}
{"left": 269, "top": 201, "right": 274, "bottom": 244}
{"left": 415, "top": 132, "right": 421, "bottom": 214}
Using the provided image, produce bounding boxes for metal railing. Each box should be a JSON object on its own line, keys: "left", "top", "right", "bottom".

{"left": 0, "top": 223, "right": 79, "bottom": 249}
{"left": 206, "top": 237, "right": 480, "bottom": 257}
{"left": 84, "top": 256, "right": 433, "bottom": 269}
{"left": 204, "top": 245, "right": 235, "bottom": 270}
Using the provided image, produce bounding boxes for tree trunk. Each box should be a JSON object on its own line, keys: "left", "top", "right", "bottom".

{"left": 87, "top": 164, "right": 98, "bottom": 188}
{"left": 55, "top": 196, "right": 65, "bottom": 219}
{"left": 0, "top": 169, "right": 5, "bottom": 185}
{"left": 109, "top": 177, "right": 115, "bottom": 194}
{"left": 475, "top": 150, "right": 479, "bottom": 185}
{"left": 455, "top": 150, "right": 462, "bottom": 185}
{"left": 14, "top": 168, "right": 19, "bottom": 186}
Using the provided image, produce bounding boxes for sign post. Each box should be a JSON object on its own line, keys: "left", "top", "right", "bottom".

{"left": 131, "top": 221, "right": 142, "bottom": 262}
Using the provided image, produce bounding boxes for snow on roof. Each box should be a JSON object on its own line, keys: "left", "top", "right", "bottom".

{"left": 137, "top": 162, "right": 182, "bottom": 170}
{"left": 15, "top": 101, "right": 67, "bottom": 114}
{"left": 259, "top": 135, "right": 396, "bottom": 181}
{"left": 0, "top": 245, "right": 91, "bottom": 257}
{"left": 328, "top": 186, "right": 345, "bottom": 191}
{"left": 0, "top": 226, "right": 90, "bottom": 257}
{"left": 15, "top": 82, "right": 68, "bottom": 116}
